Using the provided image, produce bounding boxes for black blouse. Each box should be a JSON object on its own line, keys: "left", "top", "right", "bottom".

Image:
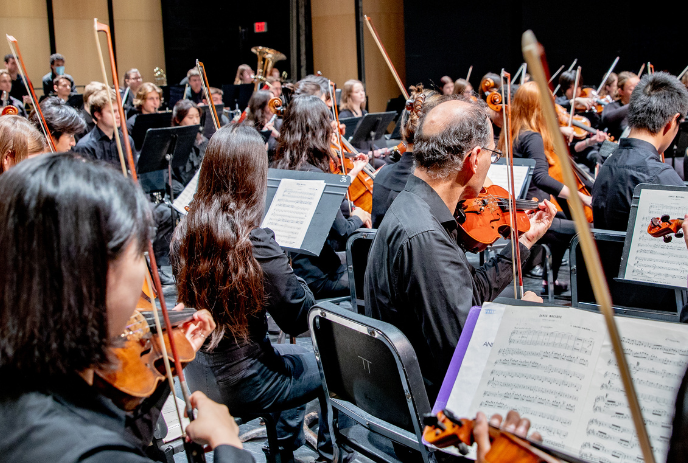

{"left": 513, "top": 131, "right": 564, "bottom": 202}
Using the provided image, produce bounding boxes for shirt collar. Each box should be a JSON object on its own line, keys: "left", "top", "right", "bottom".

{"left": 404, "top": 174, "right": 457, "bottom": 230}
{"left": 93, "top": 124, "right": 114, "bottom": 142}
{"left": 619, "top": 137, "right": 661, "bottom": 161}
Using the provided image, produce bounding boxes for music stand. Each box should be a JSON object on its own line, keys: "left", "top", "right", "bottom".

{"left": 131, "top": 112, "right": 174, "bottom": 151}
{"left": 339, "top": 117, "right": 362, "bottom": 139}
{"left": 349, "top": 111, "right": 397, "bottom": 151}
{"left": 237, "top": 83, "right": 254, "bottom": 110}
{"left": 200, "top": 104, "right": 224, "bottom": 139}
{"left": 166, "top": 85, "right": 185, "bottom": 109}
{"left": 136, "top": 125, "right": 199, "bottom": 203}
{"left": 389, "top": 116, "right": 403, "bottom": 140}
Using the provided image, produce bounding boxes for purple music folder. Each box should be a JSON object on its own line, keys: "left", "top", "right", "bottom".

{"left": 432, "top": 306, "right": 481, "bottom": 414}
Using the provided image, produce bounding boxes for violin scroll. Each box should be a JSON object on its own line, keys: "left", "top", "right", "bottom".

{"left": 481, "top": 77, "right": 496, "bottom": 95}
{"left": 485, "top": 91, "right": 503, "bottom": 113}
{"left": 1, "top": 105, "right": 19, "bottom": 116}
{"left": 268, "top": 96, "right": 285, "bottom": 117}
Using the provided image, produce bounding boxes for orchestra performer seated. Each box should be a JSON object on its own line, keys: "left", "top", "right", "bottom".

{"left": 184, "top": 69, "right": 204, "bottom": 104}
{"left": 440, "top": 75, "right": 454, "bottom": 95}
{"left": 598, "top": 72, "right": 618, "bottom": 101}
{"left": 201, "top": 87, "right": 230, "bottom": 126}
{"left": 52, "top": 75, "right": 74, "bottom": 103}
{"left": 0, "top": 69, "right": 26, "bottom": 117}
{"left": 126, "top": 82, "right": 162, "bottom": 134}
{"left": 41, "top": 53, "right": 76, "bottom": 97}
{"left": 365, "top": 96, "right": 555, "bottom": 402}
{"left": 244, "top": 90, "right": 281, "bottom": 157}
{"left": 601, "top": 71, "right": 639, "bottom": 140}
{"left": 234, "top": 64, "right": 255, "bottom": 85}
{"left": 3, "top": 54, "right": 28, "bottom": 103}
{"left": 371, "top": 85, "right": 440, "bottom": 228}
{"left": 593, "top": 72, "right": 688, "bottom": 231}
{"left": 0, "top": 115, "right": 47, "bottom": 173}
{"left": 338, "top": 79, "right": 367, "bottom": 119}
{"left": 79, "top": 81, "right": 109, "bottom": 136}
{"left": 554, "top": 70, "right": 595, "bottom": 113}
{"left": 452, "top": 78, "right": 473, "bottom": 97}
{"left": 121, "top": 68, "right": 143, "bottom": 115}
{"left": 28, "top": 97, "right": 86, "bottom": 152}
{"left": 0, "top": 152, "right": 249, "bottom": 463}
{"left": 169, "top": 99, "right": 207, "bottom": 197}
{"left": 172, "top": 124, "right": 343, "bottom": 462}
{"left": 273, "top": 95, "right": 371, "bottom": 299}
{"left": 266, "top": 76, "right": 282, "bottom": 99}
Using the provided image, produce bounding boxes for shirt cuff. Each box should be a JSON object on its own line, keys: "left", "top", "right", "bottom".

{"left": 213, "top": 445, "right": 256, "bottom": 463}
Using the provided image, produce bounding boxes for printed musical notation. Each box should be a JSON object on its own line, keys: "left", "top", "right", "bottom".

{"left": 508, "top": 329, "right": 594, "bottom": 354}
{"left": 498, "top": 347, "right": 589, "bottom": 366}
{"left": 261, "top": 179, "right": 325, "bottom": 249}
{"left": 623, "top": 189, "right": 688, "bottom": 288}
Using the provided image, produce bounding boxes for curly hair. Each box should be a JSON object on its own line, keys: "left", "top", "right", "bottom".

{"left": 171, "top": 125, "right": 268, "bottom": 347}
{"left": 400, "top": 84, "right": 440, "bottom": 144}
{"left": 272, "top": 95, "right": 332, "bottom": 172}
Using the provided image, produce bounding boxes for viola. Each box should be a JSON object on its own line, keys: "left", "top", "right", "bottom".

{"left": 455, "top": 184, "right": 539, "bottom": 253}
{"left": 647, "top": 215, "right": 684, "bottom": 242}
{"left": 423, "top": 409, "right": 587, "bottom": 463}
{"left": 544, "top": 147, "right": 594, "bottom": 222}
{"left": 95, "top": 308, "right": 198, "bottom": 411}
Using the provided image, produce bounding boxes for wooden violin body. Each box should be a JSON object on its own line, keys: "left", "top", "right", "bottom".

{"left": 95, "top": 309, "right": 197, "bottom": 410}
{"left": 648, "top": 215, "right": 684, "bottom": 242}
{"left": 456, "top": 185, "right": 538, "bottom": 253}
{"left": 543, "top": 145, "right": 594, "bottom": 222}
{"left": 330, "top": 145, "right": 375, "bottom": 213}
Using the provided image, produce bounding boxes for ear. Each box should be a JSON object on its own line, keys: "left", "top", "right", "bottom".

{"left": 468, "top": 146, "right": 481, "bottom": 173}
{"left": 2, "top": 150, "right": 15, "bottom": 172}
{"left": 663, "top": 113, "right": 680, "bottom": 136}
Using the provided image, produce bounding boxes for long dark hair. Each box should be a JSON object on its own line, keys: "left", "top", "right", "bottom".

{"left": 245, "top": 90, "right": 272, "bottom": 130}
{"left": 0, "top": 153, "right": 151, "bottom": 384}
{"left": 273, "top": 95, "right": 332, "bottom": 172}
{"left": 171, "top": 125, "right": 267, "bottom": 347}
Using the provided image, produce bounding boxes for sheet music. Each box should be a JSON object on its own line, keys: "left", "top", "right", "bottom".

{"left": 172, "top": 169, "right": 200, "bottom": 215}
{"left": 261, "top": 179, "right": 325, "bottom": 249}
{"left": 624, "top": 188, "right": 688, "bottom": 288}
{"left": 445, "top": 303, "right": 688, "bottom": 462}
{"left": 487, "top": 164, "right": 529, "bottom": 199}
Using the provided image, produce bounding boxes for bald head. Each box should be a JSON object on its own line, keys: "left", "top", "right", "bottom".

{"left": 413, "top": 98, "right": 491, "bottom": 179}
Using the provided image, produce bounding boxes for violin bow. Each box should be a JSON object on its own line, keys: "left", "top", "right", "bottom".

{"left": 595, "top": 56, "right": 620, "bottom": 94}
{"left": 500, "top": 70, "right": 523, "bottom": 298}
{"left": 638, "top": 63, "right": 646, "bottom": 78}
{"left": 547, "top": 65, "right": 564, "bottom": 84}
{"left": 522, "top": 30, "right": 656, "bottom": 463}
{"left": 679, "top": 64, "right": 688, "bottom": 80}
{"left": 552, "top": 59, "right": 577, "bottom": 95}
{"left": 567, "top": 66, "right": 581, "bottom": 128}
{"left": 466, "top": 65, "right": 473, "bottom": 83}
{"left": 94, "top": 19, "right": 205, "bottom": 462}
{"left": 363, "top": 15, "right": 409, "bottom": 100}
{"left": 5, "top": 35, "right": 56, "bottom": 152}
{"left": 196, "top": 60, "right": 220, "bottom": 131}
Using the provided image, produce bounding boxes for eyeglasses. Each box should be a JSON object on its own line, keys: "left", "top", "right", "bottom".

{"left": 481, "top": 146, "right": 503, "bottom": 163}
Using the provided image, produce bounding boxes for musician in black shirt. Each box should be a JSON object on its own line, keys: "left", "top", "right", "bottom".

{"left": 3, "top": 54, "right": 28, "bottom": 103}
{"left": 365, "top": 97, "right": 555, "bottom": 402}
{"left": 600, "top": 71, "right": 639, "bottom": 140}
{"left": 184, "top": 69, "right": 204, "bottom": 104}
{"left": 41, "top": 53, "right": 76, "bottom": 97}
{"left": 121, "top": 68, "right": 143, "bottom": 115}
{"left": 593, "top": 72, "right": 687, "bottom": 232}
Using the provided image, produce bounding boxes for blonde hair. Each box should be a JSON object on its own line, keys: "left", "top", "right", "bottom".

{"left": 0, "top": 115, "right": 47, "bottom": 172}
{"left": 680, "top": 73, "right": 688, "bottom": 89}
{"left": 499, "top": 81, "right": 555, "bottom": 156}
{"left": 83, "top": 82, "right": 108, "bottom": 114}
{"left": 88, "top": 88, "right": 117, "bottom": 119}
{"left": 340, "top": 79, "right": 365, "bottom": 112}
{"left": 133, "top": 82, "right": 162, "bottom": 110}
{"left": 617, "top": 71, "right": 638, "bottom": 91}
{"left": 234, "top": 64, "right": 252, "bottom": 85}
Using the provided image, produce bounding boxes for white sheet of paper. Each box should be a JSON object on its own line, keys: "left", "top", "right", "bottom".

{"left": 261, "top": 179, "right": 325, "bottom": 249}
{"left": 444, "top": 303, "right": 688, "bottom": 462}
{"left": 172, "top": 168, "right": 200, "bottom": 216}
{"left": 624, "top": 188, "right": 688, "bottom": 288}
{"left": 487, "top": 164, "right": 530, "bottom": 199}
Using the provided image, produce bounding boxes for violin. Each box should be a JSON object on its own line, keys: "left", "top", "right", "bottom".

{"left": 577, "top": 88, "right": 606, "bottom": 114}
{"left": 544, "top": 147, "right": 594, "bottom": 223}
{"left": 423, "top": 409, "right": 587, "bottom": 463}
{"left": 482, "top": 78, "right": 503, "bottom": 113}
{"left": 95, "top": 308, "right": 198, "bottom": 411}
{"left": 647, "top": 215, "right": 684, "bottom": 242}
{"left": 455, "top": 185, "right": 539, "bottom": 253}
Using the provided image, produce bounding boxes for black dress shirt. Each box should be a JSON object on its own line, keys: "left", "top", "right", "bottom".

{"left": 364, "top": 174, "right": 530, "bottom": 401}
{"left": 513, "top": 131, "right": 564, "bottom": 202}
{"left": 592, "top": 138, "right": 684, "bottom": 231}
{"left": 42, "top": 71, "right": 76, "bottom": 97}
{"left": 0, "top": 375, "right": 254, "bottom": 463}
{"left": 339, "top": 108, "right": 367, "bottom": 119}
{"left": 10, "top": 74, "right": 28, "bottom": 101}
{"left": 371, "top": 152, "right": 414, "bottom": 228}
{"left": 74, "top": 125, "right": 137, "bottom": 168}
{"left": 184, "top": 87, "right": 203, "bottom": 104}
{"left": 601, "top": 100, "right": 629, "bottom": 140}
{"left": 189, "top": 227, "right": 315, "bottom": 378}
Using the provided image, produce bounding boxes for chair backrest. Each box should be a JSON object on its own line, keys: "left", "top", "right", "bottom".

{"left": 309, "top": 301, "right": 431, "bottom": 438}
{"left": 570, "top": 229, "right": 682, "bottom": 321}
{"left": 346, "top": 229, "right": 377, "bottom": 314}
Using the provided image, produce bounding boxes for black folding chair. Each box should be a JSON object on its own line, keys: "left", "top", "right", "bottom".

{"left": 346, "top": 229, "right": 377, "bottom": 314}
{"left": 309, "top": 302, "right": 437, "bottom": 463}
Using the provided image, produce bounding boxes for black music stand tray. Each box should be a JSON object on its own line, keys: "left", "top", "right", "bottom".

{"left": 137, "top": 125, "right": 199, "bottom": 202}
{"left": 264, "top": 168, "right": 351, "bottom": 256}
{"left": 131, "top": 112, "right": 174, "bottom": 151}
{"left": 349, "top": 111, "right": 397, "bottom": 150}
{"left": 339, "top": 117, "right": 362, "bottom": 138}
{"left": 201, "top": 103, "right": 224, "bottom": 139}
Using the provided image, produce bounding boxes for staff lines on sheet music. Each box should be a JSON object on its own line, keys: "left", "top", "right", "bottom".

{"left": 489, "top": 370, "right": 582, "bottom": 391}
{"left": 535, "top": 425, "right": 569, "bottom": 439}
{"left": 596, "top": 390, "right": 674, "bottom": 408}
{"left": 646, "top": 203, "right": 686, "bottom": 216}
{"left": 580, "top": 446, "right": 642, "bottom": 463}
{"left": 477, "top": 401, "right": 573, "bottom": 426}
{"left": 482, "top": 390, "right": 577, "bottom": 412}
{"left": 592, "top": 400, "right": 671, "bottom": 419}
{"left": 497, "top": 347, "right": 589, "bottom": 366}
{"left": 604, "top": 366, "right": 683, "bottom": 381}
{"left": 485, "top": 379, "right": 579, "bottom": 401}
{"left": 494, "top": 358, "right": 586, "bottom": 379}
{"left": 508, "top": 329, "right": 594, "bottom": 354}
{"left": 600, "top": 377, "right": 675, "bottom": 393}
{"left": 608, "top": 351, "right": 686, "bottom": 368}
{"left": 620, "top": 338, "right": 688, "bottom": 356}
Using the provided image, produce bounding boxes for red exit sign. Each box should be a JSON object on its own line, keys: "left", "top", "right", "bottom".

{"left": 254, "top": 22, "right": 268, "bottom": 33}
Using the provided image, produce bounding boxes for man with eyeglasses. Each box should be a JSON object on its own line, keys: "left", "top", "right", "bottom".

{"left": 592, "top": 72, "right": 688, "bottom": 232}
{"left": 364, "top": 97, "right": 556, "bottom": 403}
{"left": 121, "top": 68, "right": 143, "bottom": 116}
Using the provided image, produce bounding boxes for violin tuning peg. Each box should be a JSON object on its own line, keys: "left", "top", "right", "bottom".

{"left": 676, "top": 231, "right": 684, "bottom": 239}
{"left": 661, "top": 214, "right": 671, "bottom": 223}
{"left": 458, "top": 443, "right": 470, "bottom": 455}
{"left": 651, "top": 217, "right": 661, "bottom": 227}
{"left": 422, "top": 413, "right": 439, "bottom": 427}
{"left": 664, "top": 235, "right": 673, "bottom": 243}
{"left": 442, "top": 409, "right": 463, "bottom": 426}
